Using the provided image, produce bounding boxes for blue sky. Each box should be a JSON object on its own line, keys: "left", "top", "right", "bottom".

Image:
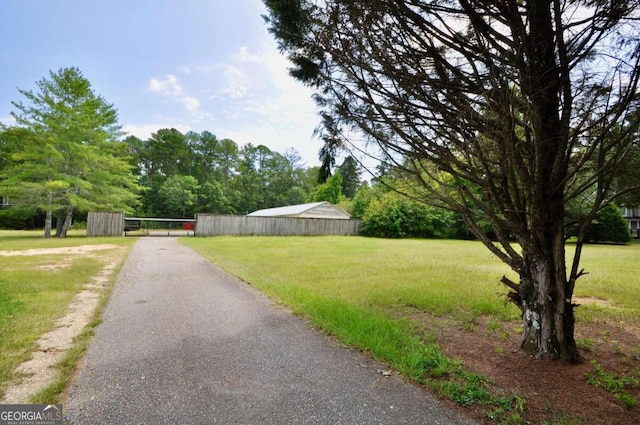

{"left": 0, "top": 0, "right": 323, "bottom": 166}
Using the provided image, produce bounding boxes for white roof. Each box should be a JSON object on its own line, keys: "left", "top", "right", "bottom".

{"left": 247, "top": 201, "right": 351, "bottom": 219}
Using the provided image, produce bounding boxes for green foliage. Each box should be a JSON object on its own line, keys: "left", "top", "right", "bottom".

{"left": 612, "top": 133, "right": 640, "bottom": 206}
{"left": 0, "top": 206, "right": 38, "bottom": 230}
{"left": 351, "top": 172, "right": 483, "bottom": 239}
{"left": 0, "top": 68, "right": 140, "bottom": 236}
{"left": 264, "top": 0, "right": 640, "bottom": 362}
{"left": 158, "top": 175, "right": 199, "bottom": 218}
{"left": 361, "top": 191, "right": 456, "bottom": 238}
{"left": 584, "top": 204, "right": 631, "bottom": 243}
{"left": 307, "top": 172, "right": 345, "bottom": 204}
{"left": 336, "top": 156, "right": 361, "bottom": 198}
{"left": 198, "top": 180, "right": 232, "bottom": 214}
{"left": 1, "top": 77, "right": 363, "bottom": 223}
{"left": 585, "top": 361, "right": 639, "bottom": 409}
{"left": 349, "top": 184, "right": 374, "bottom": 218}
{"left": 128, "top": 132, "right": 315, "bottom": 217}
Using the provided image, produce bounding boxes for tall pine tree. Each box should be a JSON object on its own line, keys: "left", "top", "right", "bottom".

{"left": 1, "top": 67, "right": 140, "bottom": 237}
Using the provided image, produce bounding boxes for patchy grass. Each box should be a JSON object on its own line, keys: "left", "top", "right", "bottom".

{"left": 0, "top": 231, "right": 133, "bottom": 401}
{"left": 0, "top": 229, "right": 90, "bottom": 248}
{"left": 585, "top": 361, "right": 640, "bottom": 410}
{"left": 29, "top": 301, "right": 109, "bottom": 404}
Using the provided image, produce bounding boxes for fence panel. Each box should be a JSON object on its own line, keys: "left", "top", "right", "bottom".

{"left": 195, "top": 214, "right": 361, "bottom": 236}
{"left": 87, "top": 212, "right": 125, "bottom": 237}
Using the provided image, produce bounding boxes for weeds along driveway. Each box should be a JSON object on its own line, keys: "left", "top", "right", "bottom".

{"left": 64, "top": 237, "right": 476, "bottom": 425}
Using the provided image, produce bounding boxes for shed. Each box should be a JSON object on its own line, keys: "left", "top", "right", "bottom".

{"left": 247, "top": 201, "right": 351, "bottom": 220}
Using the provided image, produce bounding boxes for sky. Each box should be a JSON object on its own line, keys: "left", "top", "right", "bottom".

{"left": 0, "top": 0, "right": 324, "bottom": 167}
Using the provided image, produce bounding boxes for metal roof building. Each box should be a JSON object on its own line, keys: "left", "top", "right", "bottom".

{"left": 247, "top": 201, "right": 351, "bottom": 220}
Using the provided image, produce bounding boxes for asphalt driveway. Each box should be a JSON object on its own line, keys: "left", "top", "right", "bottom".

{"left": 64, "top": 237, "right": 476, "bottom": 424}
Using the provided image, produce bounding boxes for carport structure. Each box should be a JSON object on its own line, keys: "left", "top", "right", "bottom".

{"left": 123, "top": 217, "right": 196, "bottom": 237}
{"left": 86, "top": 212, "right": 196, "bottom": 237}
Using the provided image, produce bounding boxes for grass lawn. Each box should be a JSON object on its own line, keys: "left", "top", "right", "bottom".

{"left": 2, "top": 231, "right": 635, "bottom": 420}
{"left": 182, "top": 236, "right": 640, "bottom": 423}
{"left": 182, "top": 236, "right": 640, "bottom": 325}
{"left": 0, "top": 230, "right": 134, "bottom": 401}
{"left": 570, "top": 241, "right": 640, "bottom": 318}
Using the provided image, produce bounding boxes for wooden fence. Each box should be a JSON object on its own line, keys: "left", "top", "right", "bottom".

{"left": 87, "top": 212, "right": 125, "bottom": 237}
{"left": 195, "top": 214, "right": 362, "bottom": 236}
{"left": 86, "top": 212, "right": 362, "bottom": 237}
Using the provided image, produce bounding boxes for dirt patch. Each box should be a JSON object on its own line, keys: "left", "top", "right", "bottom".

{"left": 0, "top": 244, "right": 120, "bottom": 257}
{"left": 0, "top": 245, "right": 126, "bottom": 404}
{"left": 423, "top": 310, "right": 640, "bottom": 424}
{"left": 574, "top": 296, "right": 613, "bottom": 308}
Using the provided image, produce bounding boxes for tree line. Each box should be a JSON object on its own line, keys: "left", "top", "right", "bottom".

{"left": 123, "top": 128, "right": 363, "bottom": 218}
{"left": 0, "top": 67, "right": 635, "bottom": 245}
{"left": 0, "top": 67, "right": 368, "bottom": 233}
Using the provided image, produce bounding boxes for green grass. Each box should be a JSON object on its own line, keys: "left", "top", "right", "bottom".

{"left": 184, "top": 237, "right": 522, "bottom": 319}
{"left": 182, "top": 236, "right": 640, "bottom": 423}
{"left": 0, "top": 231, "right": 133, "bottom": 400}
{"left": 570, "top": 242, "right": 640, "bottom": 320}
{"left": 0, "top": 229, "right": 91, "bottom": 247}
{"left": 182, "top": 236, "right": 640, "bottom": 325}
{"left": 584, "top": 361, "right": 640, "bottom": 409}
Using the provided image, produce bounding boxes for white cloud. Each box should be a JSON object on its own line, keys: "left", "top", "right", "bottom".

{"left": 146, "top": 74, "right": 203, "bottom": 114}
{"left": 220, "top": 65, "right": 251, "bottom": 99}
{"left": 232, "top": 45, "right": 318, "bottom": 129}
{"left": 234, "top": 46, "right": 260, "bottom": 62}
{"left": 192, "top": 65, "right": 217, "bottom": 74}
{"left": 123, "top": 123, "right": 191, "bottom": 140}
{"left": 132, "top": 42, "right": 321, "bottom": 165}
{"left": 181, "top": 96, "right": 201, "bottom": 112}
{"left": 197, "top": 43, "right": 321, "bottom": 164}
{"left": 0, "top": 115, "right": 16, "bottom": 127}
{"left": 147, "top": 74, "right": 183, "bottom": 96}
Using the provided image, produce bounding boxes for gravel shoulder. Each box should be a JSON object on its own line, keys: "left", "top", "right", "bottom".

{"left": 1, "top": 244, "right": 127, "bottom": 404}
{"left": 64, "top": 237, "right": 476, "bottom": 424}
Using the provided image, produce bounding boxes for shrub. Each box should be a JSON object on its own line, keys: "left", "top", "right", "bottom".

{"left": 0, "top": 207, "right": 39, "bottom": 230}
{"left": 350, "top": 184, "right": 374, "bottom": 219}
{"left": 361, "top": 193, "right": 456, "bottom": 238}
{"left": 585, "top": 204, "right": 631, "bottom": 243}
{"left": 308, "top": 173, "right": 345, "bottom": 204}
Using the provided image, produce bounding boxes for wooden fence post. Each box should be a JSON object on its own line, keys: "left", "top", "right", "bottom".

{"left": 87, "top": 212, "right": 125, "bottom": 236}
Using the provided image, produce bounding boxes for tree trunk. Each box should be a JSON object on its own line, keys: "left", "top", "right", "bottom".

{"left": 57, "top": 207, "right": 74, "bottom": 238}
{"left": 518, "top": 218, "right": 583, "bottom": 363}
{"left": 43, "top": 209, "right": 52, "bottom": 239}
{"left": 55, "top": 210, "right": 65, "bottom": 236}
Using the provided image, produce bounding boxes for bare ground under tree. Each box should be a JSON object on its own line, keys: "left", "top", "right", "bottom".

{"left": 418, "top": 301, "right": 640, "bottom": 424}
